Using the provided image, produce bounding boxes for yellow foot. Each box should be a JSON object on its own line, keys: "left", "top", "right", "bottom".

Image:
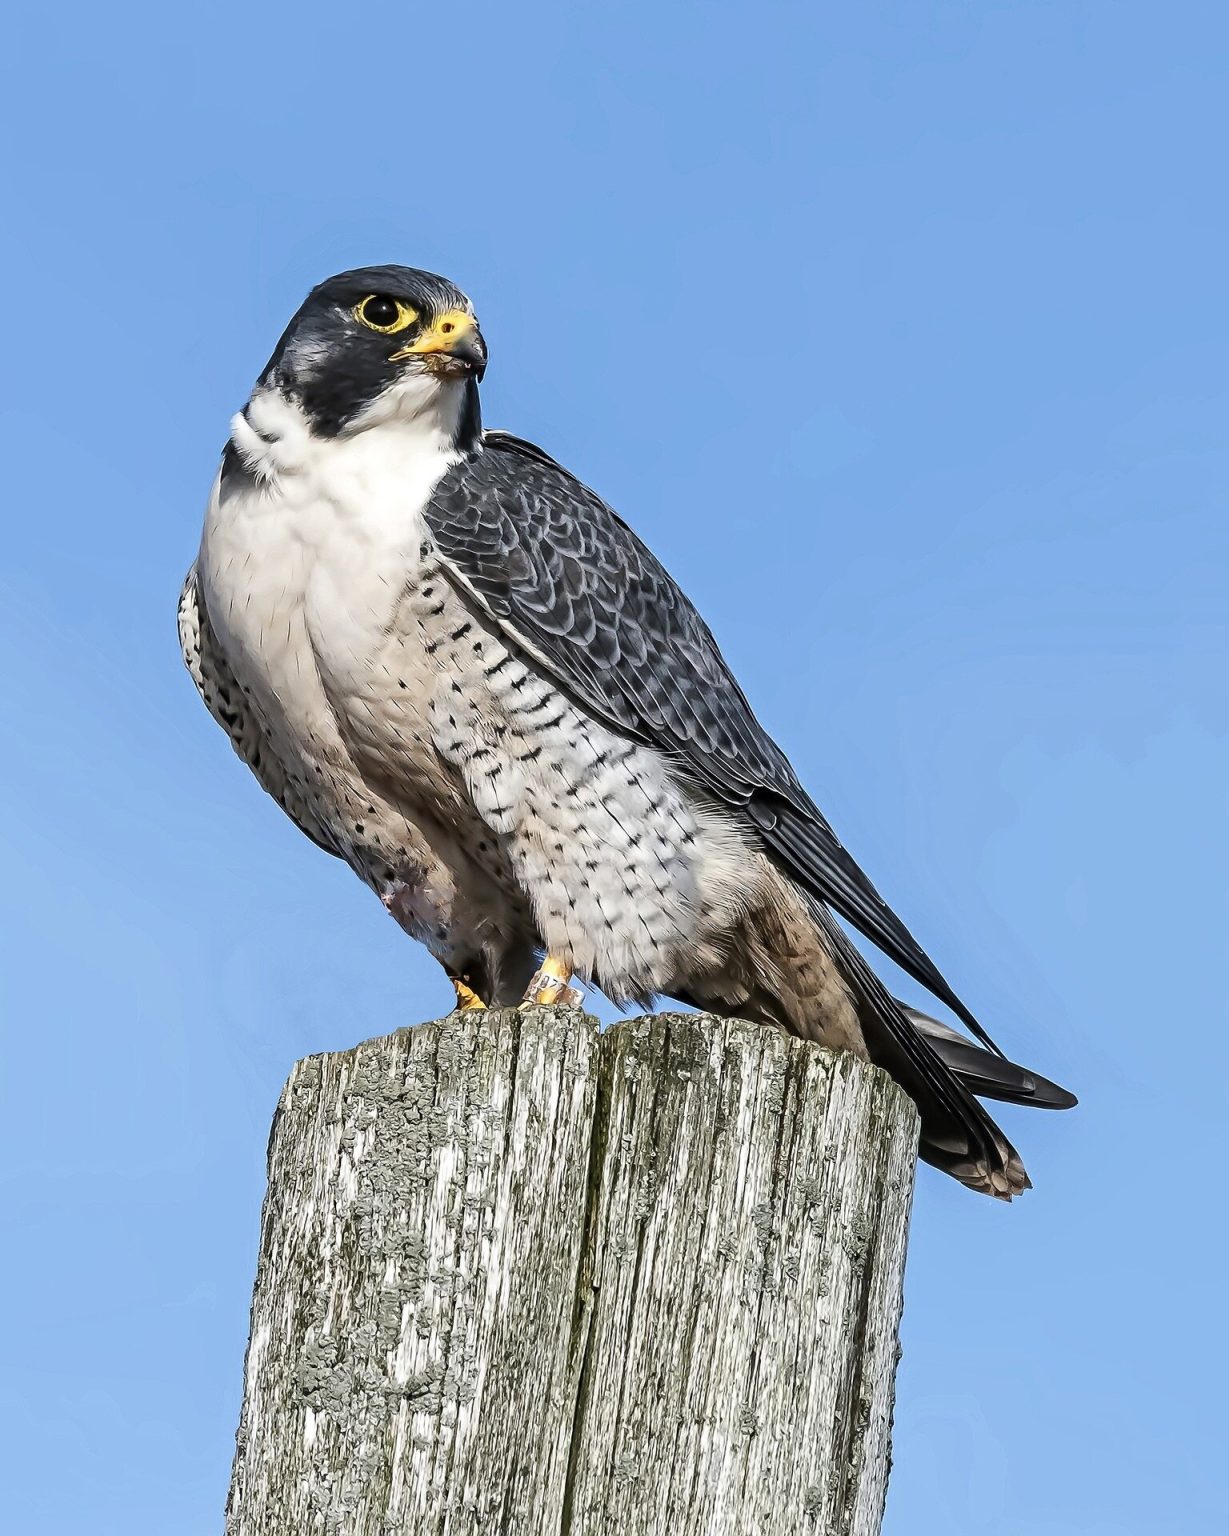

{"left": 450, "top": 976, "right": 488, "bottom": 1011}
{"left": 522, "top": 954, "right": 584, "bottom": 1008}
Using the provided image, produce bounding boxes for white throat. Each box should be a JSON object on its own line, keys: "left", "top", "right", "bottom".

{"left": 200, "top": 370, "right": 474, "bottom": 765}
{"left": 228, "top": 374, "right": 470, "bottom": 485}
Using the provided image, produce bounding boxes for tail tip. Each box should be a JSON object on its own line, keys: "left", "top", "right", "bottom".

{"left": 925, "top": 1144, "right": 1033, "bottom": 1200}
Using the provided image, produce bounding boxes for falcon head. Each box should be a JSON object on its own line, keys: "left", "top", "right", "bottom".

{"left": 254, "top": 265, "right": 487, "bottom": 442}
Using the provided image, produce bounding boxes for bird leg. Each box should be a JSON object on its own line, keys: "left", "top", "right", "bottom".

{"left": 522, "top": 953, "right": 584, "bottom": 1008}
{"left": 449, "top": 974, "right": 488, "bottom": 1011}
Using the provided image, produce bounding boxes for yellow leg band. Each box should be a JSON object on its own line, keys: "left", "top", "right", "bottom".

{"left": 523, "top": 954, "right": 581, "bottom": 1007}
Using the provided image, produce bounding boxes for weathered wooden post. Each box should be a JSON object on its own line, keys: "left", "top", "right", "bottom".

{"left": 226, "top": 1009, "right": 918, "bottom": 1536}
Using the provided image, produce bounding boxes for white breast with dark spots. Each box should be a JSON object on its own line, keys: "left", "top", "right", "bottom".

{"left": 195, "top": 393, "right": 447, "bottom": 868}
{"left": 193, "top": 386, "right": 519, "bottom": 974}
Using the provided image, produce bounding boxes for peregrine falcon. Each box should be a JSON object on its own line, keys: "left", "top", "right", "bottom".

{"left": 180, "top": 264, "right": 1074, "bottom": 1198}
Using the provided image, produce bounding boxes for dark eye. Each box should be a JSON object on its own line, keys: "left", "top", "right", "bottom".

{"left": 355, "top": 295, "right": 418, "bottom": 334}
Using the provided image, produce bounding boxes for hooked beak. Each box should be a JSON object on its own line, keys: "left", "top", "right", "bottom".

{"left": 390, "top": 310, "right": 487, "bottom": 380}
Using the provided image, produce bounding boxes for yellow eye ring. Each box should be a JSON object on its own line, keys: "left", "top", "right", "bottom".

{"left": 354, "top": 295, "right": 418, "bottom": 334}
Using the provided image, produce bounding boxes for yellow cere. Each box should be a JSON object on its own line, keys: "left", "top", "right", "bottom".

{"left": 391, "top": 310, "right": 476, "bottom": 357}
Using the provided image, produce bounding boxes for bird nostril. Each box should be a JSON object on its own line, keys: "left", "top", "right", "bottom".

{"left": 440, "top": 322, "right": 455, "bottom": 335}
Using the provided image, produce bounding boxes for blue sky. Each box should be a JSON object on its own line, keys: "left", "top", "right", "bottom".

{"left": 1, "top": 2, "right": 1225, "bottom": 1530}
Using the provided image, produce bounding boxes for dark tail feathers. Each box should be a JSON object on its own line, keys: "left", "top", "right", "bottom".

{"left": 806, "top": 898, "right": 1075, "bottom": 1199}
{"left": 902, "top": 1006, "right": 1078, "bottom": 1111}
